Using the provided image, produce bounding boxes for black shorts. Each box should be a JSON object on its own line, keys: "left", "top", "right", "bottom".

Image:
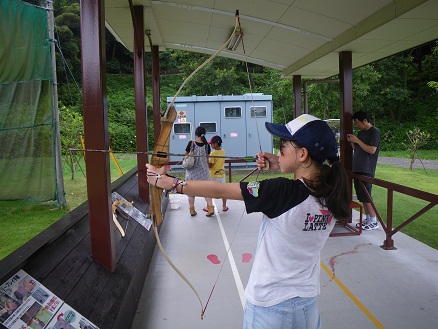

{"left": 353, "top": 173, "right": 373, "bottom": 203}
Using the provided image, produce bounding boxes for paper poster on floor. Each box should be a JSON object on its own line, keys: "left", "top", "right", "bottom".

{"left": 46, "top": 303, "right": 98, "bottom": 329}
{"left": 0, "top": 270, "right": 62, "bottom": 329}
{"left": 0, "top": 270, "right": 98, "bottom": 329}
{"left": 112, "top": 191, "right": 152, "bottom": 231}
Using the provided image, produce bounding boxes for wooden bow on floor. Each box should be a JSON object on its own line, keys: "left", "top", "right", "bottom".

{"left": 112, "top": 199, "right": 134, "bottom": 237}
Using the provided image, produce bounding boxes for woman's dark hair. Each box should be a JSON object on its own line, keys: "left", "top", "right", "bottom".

{"left": 195, "top": 126, "right": 208, "bottom": 144}
{"left": 303, "top": 157, "right": 350, "bottom": 220}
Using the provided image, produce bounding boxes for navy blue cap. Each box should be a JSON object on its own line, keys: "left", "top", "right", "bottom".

{"left": 265, "top": 114, "right": 338, "bottom": 163}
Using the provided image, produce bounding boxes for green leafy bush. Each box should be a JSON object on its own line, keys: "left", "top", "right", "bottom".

{"left": 377, "top": 119, "right": 436, "bottom": 151}
{"left": 108, "top": 122, "right": 136, "bottom": 151}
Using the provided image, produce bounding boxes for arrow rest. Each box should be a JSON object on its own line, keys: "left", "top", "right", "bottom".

{"left": 156, "top": 151, "right": 168, "bottom": 158}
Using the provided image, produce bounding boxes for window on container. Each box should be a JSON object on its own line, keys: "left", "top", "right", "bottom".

{"left": 250, "top": 106, "right": 267, "bottom": 118}
{"left": 173, "top": 123, "right": 191, "bottom": 134}
{"left": 224, "top": 106, "right": 242, "bottom": 118}
{"left": 199, "top": 122, "right": 217, "bottom": 133}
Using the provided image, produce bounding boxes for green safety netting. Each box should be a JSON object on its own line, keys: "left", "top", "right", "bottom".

{"left": 0, "top": 0, "right": 65, "bottom": 204}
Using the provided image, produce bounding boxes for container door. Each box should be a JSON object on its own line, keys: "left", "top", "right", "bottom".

{"left": 220, "top": 102, "right": 247, "bottom": 158}
{"left": 194, "top": 102, "right": 221, "bottom": 144}
{"left": 245, "top": 101, "right": 273, "bottom": 156}
{"left": 169, "top": 103, "right": 195, "bottom": 166}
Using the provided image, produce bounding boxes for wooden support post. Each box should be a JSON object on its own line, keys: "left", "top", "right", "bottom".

{"left": 80, "top": 0, "right": 115, "bottom": 271}
{"left": 293, "top": 75, "right": 302, "bottom": 118}
{"left": 152, "top": 45, "right": 161, "bottom": 145}
{"left": 133, "top": 6, "right": 149, "bottom": 202}
{"left": 339, "top": 51, "right": 353, "bottom": 171}
{"left": 339, "top": 51, "right": 354, "bottom": 223}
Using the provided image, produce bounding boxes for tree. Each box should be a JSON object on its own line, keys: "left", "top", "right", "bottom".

{"left": 106, "top": 30, "right": 134, "bottom": 74}
{"left": 305, "top": 65, "right": 380, "bottom": 120}
{"left": 59, "top": 106, "right": 84, "bottom": 179}
{"left": 306, "top": 82, "right": 339, "bottom": 119}
{"left": 423, "top": 42, "right": 438, "bottom": 122}
{"left": 54, "top": 1, "right": 82, "bottom": 106}
{"left": 171, "top": 50, "right": 249, "bottom": 95}
{"left": 252, "top": 68, "right": 293, "bottom": 124}
{"left": 405, "top": 127, "right": 431, "bottom": 171}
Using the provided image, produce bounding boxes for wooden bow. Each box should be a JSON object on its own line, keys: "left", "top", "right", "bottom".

{"left": 149, "top": 105, "right": 177, "bottom": 226}
{"left": 112, "top": 199, "right": 134, "bottom": 237}
{"left": 149, "top": 105, "right": 206, "bottom": 319}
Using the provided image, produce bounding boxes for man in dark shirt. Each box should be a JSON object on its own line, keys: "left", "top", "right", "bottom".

{"left": 347, "top": 111, "right": 380, "bottom": 230}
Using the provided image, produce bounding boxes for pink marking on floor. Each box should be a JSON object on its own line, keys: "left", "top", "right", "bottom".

{"left": 242, "top": 253, "right": 252, "bottom": 263}
{"left": 207, "top": 254, "right": 221, "bottom": 264}
{"left": 328, "top": 243, "right": 371, "bottom": 278}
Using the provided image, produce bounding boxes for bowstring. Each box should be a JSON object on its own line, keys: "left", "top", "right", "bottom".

{"left": 240, "top": 14, "right": 263, "bottom": 181}
{"left": 151, "top": 14, "right": 241, "bottom": 320}
{"left": 203, "top": 12, "right": 265, "bottom": 315}
{"left": 239, "top": 16, "right": 263, "bottom": 156}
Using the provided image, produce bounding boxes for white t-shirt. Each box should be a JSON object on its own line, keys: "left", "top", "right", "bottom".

{"left": 240, "top": 177, "right": 336, "bottom": 307}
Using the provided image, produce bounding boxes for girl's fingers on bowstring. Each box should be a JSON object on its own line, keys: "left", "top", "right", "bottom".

{"left": 257, "top": 152, "right": 278, "bottom": 170}
{"left": 256, "top": 152, "right": 269, "bottom": 170}
{"left": 145, "top": 163, "right": 166, "bottom": 176}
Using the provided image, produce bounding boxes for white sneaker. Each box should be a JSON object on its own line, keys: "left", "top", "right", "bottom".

{"left": 363, "top": 221, "right": 379, "bottom": 230}
{"left": 356, "top": 219, "right": 369, "bottom": 228}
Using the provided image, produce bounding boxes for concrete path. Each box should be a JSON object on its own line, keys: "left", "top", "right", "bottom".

{"left": 378, "top": 156, "right": 438, "bottom": 170}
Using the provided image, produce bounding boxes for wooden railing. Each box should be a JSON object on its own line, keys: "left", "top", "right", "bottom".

{"left": 350, "top": 172, "right": 438, "bottom": 250}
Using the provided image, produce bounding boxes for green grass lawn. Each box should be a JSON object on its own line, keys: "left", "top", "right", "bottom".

{"left": 1, "top": 152, "right": 437, "bottom": 260}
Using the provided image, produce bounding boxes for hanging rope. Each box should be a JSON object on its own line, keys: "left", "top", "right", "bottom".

{"left": 200, "top": 11, "right": 269, "bottom": 317}
{"left": 150, "top": 13, "right": 242, "bottom": 320}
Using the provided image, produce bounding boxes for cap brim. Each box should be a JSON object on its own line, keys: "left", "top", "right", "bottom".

{"left": 265, "top": 122, "right": 293, "bottom": 139}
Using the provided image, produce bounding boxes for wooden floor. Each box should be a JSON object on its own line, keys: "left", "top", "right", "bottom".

{"left": 0, "top": 168, "right": 162, "bottom": 329}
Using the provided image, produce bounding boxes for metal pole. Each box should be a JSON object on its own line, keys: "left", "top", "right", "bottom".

{"left": 46, "top": 0, "right": 66, "bottom": 206}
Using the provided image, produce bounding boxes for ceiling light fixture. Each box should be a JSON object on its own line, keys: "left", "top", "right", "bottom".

{"left": 226, "top": 27, "right": 243, "bottom": 51}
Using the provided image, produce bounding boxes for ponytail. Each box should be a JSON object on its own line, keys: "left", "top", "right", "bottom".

{"left": 200, "top": 133, "right": 208, "bottom": 144}
{"left": 303, "top": 161, "right": 350, "bottom": 220}
{"left": 195, "top": 126, "right": 207, "bottom": 144}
